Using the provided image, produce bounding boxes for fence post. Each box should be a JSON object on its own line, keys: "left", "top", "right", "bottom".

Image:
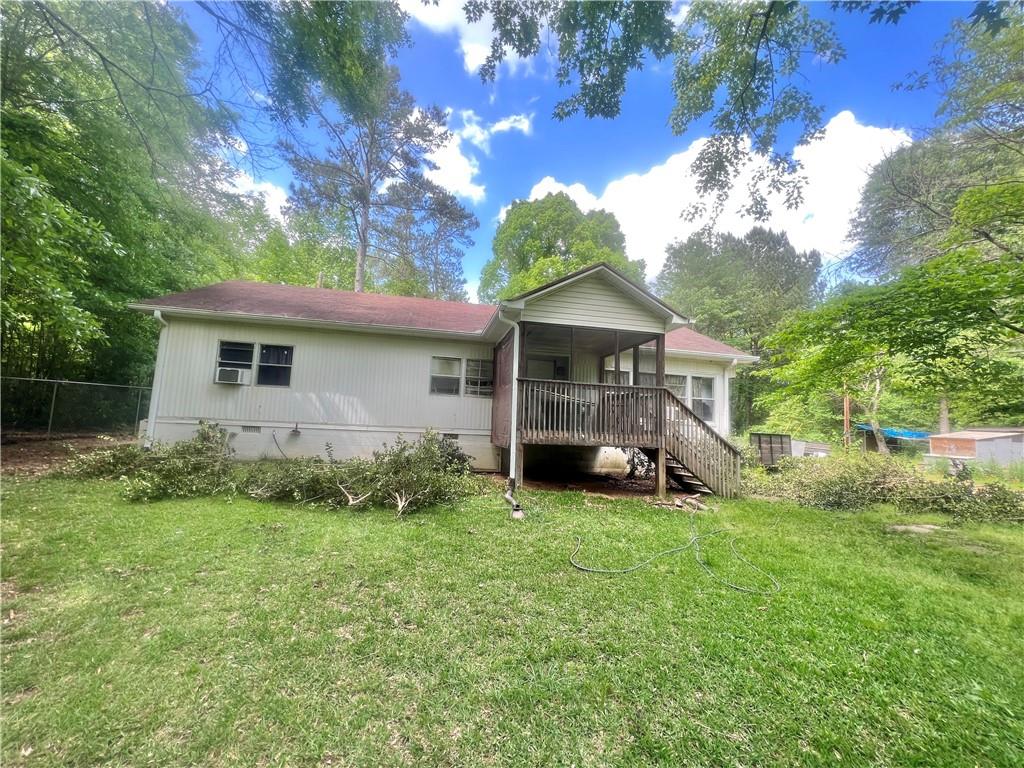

{"left": 47, "top": 381, "right": 58, "bottom": 440}
{"left": 134, "top": 388, "right": 144, "bottom": 434}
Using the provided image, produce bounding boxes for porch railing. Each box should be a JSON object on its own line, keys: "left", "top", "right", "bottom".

{"left": 518, "top": 378, "right": 663, "bottom": 447}
{"left": 516, "top": 378, "right": 741, "bottom": 496}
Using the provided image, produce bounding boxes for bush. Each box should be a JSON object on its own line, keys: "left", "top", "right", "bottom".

{"left": 59, "top": 441, "right": 147, "bottom": 479}
{"left": 743, "top": 451, "right": 1023, "bottom": 523}
{"left": 60, "top": 427, "right": 478, "bottom": 514}
{"left": 234, "top": 430, "right": 475, "bottom": 514}
{"left": 121, "top": 422, "right": 236, "bottom": 502}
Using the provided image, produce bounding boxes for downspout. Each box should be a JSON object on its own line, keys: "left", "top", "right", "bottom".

{"left": 143, "top": 310, "right": 169, "bottom": 447}
{"left": 496, "top": 309, "right": 523, "bottom": 517}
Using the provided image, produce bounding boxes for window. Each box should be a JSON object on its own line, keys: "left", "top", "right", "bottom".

{"left": 218, "top": 341, "right": 254, "bottom": 370}
{"left": 603, "top": 369, "right": 630, "bottom": 385}
{"left": 465, "top": 359, "right": 494, "bottom": 396}
{"left": 636, "top": 373, "right": 685, "bottom": 398}
{"left": 690, "top": 376, "right": 715, "bottom": 422}
{"left": 666, "top": 374, "right": 686, "bottom": 399}
{"left": 257, "top": 344, "right": 293, "bottom": 386}
{"left": 430, "top": 357, "right": 461, "bottom": 395}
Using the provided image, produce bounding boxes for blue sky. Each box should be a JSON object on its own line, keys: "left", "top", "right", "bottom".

{"left": 187, "top": 1, "right": 974, "bottom": 300}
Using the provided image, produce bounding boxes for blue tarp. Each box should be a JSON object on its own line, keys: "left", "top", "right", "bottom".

{"left": 855, "top": 424, "right": 930, "bottom": 440}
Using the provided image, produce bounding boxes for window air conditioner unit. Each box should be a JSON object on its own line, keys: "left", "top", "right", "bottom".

{"left": 215, "top": 367, "right": 250, "bottom": 385}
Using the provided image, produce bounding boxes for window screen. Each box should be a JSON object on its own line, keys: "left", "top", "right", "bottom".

{"left": 691, "top": 376, "right": 714, "bottom": 422}
{"left": 465, "top": 359, "right": 494, "bottom": 396}
{"left": 257, "top": 344, "right": 293, "bottom": 386}
{"left": 603, "top": 370, "right": 630, "bottom": 385}
{"left": 666, "top": 374, "right": 686, "bottom": 399}
{"left": 430, "top": 357, "right": 461, "bottom": 395}
{"left": 218, "top": 341, "right": 254, "bottom": 370}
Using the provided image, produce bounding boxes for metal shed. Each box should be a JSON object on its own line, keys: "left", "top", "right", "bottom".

{"left": 927, "top": 428, "right": 1024, "bottom": 466}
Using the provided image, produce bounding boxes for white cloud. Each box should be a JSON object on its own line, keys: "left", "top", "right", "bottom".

{"left": 400, "top": 0, "right": 529, "bottom": 75}
{"left": 230, "top": 170, "right": 289, "bottom": 224}
{"left": 425, "top": 109, "right": 533, "bottom": 204}
{"left": 456, "top": 108, "right": 532, "bottom": 153}
{"left": 515, "top": 111, "right": 910, "bottom": 277}
{"left": 669, "top": 1, "right": 691, "bottom": 27}
{"left": 425, "top": 137, "right": 486, "bottom": 204}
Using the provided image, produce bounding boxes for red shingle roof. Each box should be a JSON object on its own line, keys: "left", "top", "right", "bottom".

{"left": 136, "top": 281, "right": 498, "bottom": 334}
{"left": 135, "top": 280, "right": 754, "bottom": 357}
{"left": 661, "top": 326, "right": 752, "bottom": 358}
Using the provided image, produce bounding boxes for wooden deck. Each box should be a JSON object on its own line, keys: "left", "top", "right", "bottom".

{"left": 517, "top": 378, "right": 741, "bottom": 497}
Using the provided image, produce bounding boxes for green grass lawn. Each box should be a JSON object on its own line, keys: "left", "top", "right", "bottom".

{"left": 2, "top": 479, "right": 1023, "bottom": 767}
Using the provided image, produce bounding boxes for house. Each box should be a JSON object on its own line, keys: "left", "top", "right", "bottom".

{"left": 130, "top": 264, "right": 757, "bottom": 496}
{"left": 926, "top": 428, "right": 1024, "bottom": 467}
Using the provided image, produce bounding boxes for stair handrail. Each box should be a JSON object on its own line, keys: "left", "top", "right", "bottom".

{"left": 660, "top": 386, "right": 741, "bottom": 496}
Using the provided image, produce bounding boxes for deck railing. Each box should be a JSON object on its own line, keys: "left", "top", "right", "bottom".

{"left": 516, "top": 378, "right": 741, "bottom": 496}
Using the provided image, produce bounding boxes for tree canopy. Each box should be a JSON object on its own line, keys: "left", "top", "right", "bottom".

{"left": 479, "top": 192, "right": 642, "bottom": 302}
{"left": 468, "top": 1, "right": 1021, "bottom": 221}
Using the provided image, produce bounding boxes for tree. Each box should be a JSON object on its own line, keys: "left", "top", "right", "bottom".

{"left": 283, "top": 68, "right": 476, "bottom": 297}
{"left": 466, "top": 1, "right": 1018, "bottom": 221}
{"left": 244, "top": 212, "right": 358, "bottom": 290}
{"left": 655, "top": 228, "right": 821, "bottom": 432}
{"left": 0, "top": 2, "right": 254, "bottom": 384}
{"left": 479, "top": 192, "right": 643, "bottom": 302}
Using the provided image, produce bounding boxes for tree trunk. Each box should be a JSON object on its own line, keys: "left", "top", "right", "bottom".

{"left": 868, "top": 370, "right": 890, "bottom": 455}
{"left": 938, "top": 395, "right": 950, "bottom": 434}
{"left": 355, "top": 201, "right": 369, "bottom": 293}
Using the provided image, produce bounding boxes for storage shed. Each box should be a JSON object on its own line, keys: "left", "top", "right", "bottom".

{"left": 927, "top": 429, "right": 1024, "bottom": 466}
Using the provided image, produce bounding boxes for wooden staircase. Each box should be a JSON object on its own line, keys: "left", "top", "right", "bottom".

{"left": 655, "top": 388, "right": 742, "bottom": 497}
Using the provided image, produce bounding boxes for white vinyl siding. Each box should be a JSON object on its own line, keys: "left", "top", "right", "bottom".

{"left": 522, "top": 273, "right": 666, "bottom": 333}
{"left": 151, "top": 318, "right": 494, "bottom": 433}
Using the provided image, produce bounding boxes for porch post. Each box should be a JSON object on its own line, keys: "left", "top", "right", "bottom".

{"left": 632, "top": 345, "right": 640, "bottom": 387}
{"left": 614, "top": 331, "right": 621, "bottom": 383}
{"left": 655, "top": 333, "right": 667, "bottom": 497}
{"left": 515, "top": 321, "right": 527, "bottom": 486}
{"left": 569, "top": 326, "right": 575, "bottom": 381}
{"left": 655, "top": 334, "right": 665, "bottom": 387}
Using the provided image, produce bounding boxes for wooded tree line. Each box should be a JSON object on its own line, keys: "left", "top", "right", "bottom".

{"left": 1, "top": 1, "right": 1020, "bottom": 442}
{"left": 0, "top": 1, "right": 473, "bottom": 385}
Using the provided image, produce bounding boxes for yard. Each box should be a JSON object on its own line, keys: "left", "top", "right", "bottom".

{"left": 2, "top": 479, "right": 1023, "bottom": 767}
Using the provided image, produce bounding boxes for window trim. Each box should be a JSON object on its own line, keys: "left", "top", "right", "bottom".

{"left": 430, "top": 356, "right": 462, "bottom": 396}
{"left": 689, "top": 375, "right": 715, "bottom": 423}
{"left": 217, "top": 340, "right": 255, "bottom": 371}
{"left": 255, "top": 343, "right": 294, "bottom": 388}
{"left": 464, "top": 358, "right": 494, "bottom": 397}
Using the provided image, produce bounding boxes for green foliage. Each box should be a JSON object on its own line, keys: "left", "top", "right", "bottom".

{"left": 238, "top": 432, "right": 476, "bottom": 515}
{"left": 0, "top": 2, "right": 255, "bottom": 383}
{"left": 59, "top": 441, "right": 147, "bottom": 480}
{"left": 284, "top": 67, "right": 476, "bottom": 297}
{"left": 121, "top": 423, "right": 236, "bottom": 503}
{"left": 479, "top": 192, "right": 643, "bottom": 302}
{"left": 656, "top": 227, "right": 821, "bottom": 432}
{"left": 472, "top": 2, "right": 1017, "bottom": 218}
{"left": 744, "top": 452, "right": 1024, "bottom": 523}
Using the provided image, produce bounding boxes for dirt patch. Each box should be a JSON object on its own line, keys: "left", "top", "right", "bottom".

{"left": 0, "top": 433, "right": 135, "bottom": 477}
{"left": 888, "top": 524, "right": 944, "bottom": 535}
{"left": 523, "top": 472, "right": 657, "bottom": 498}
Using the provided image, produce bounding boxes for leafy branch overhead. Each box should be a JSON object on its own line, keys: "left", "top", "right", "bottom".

{"left": 470, "top": 0, "right": 1022, "bottom": 220}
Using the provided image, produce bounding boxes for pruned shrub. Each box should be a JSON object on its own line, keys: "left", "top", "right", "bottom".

{"left": 743, "top": 452, "right": 1023, "bottom": 523}
{"left": 59, "top": 441, "right": 147, "bottom": 479}
{"left": 121, "top": 422, "right": 236, "bottom": 502}
{"left": 363, "top": 431, "right": 475, "bottom": 514}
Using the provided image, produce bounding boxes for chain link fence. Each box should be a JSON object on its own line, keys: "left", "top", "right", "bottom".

{"left": 1, "top": 377, "right": 151, "bottom": 437}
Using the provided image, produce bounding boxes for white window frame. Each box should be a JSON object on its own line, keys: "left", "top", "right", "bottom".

{"left": 464, "top": 358, "right": 494, "bottom": 397}
{"left": 430, "top": 356, "right": 462, "bottom": 396}
{"left": 689, "top": 375, "right": 715, "bottom": 423}
{"left": 217, "top": 340, "right": 255, "bottom": 371}
{"left": 255, "top": 343, "right": 294, "bottom": 387}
